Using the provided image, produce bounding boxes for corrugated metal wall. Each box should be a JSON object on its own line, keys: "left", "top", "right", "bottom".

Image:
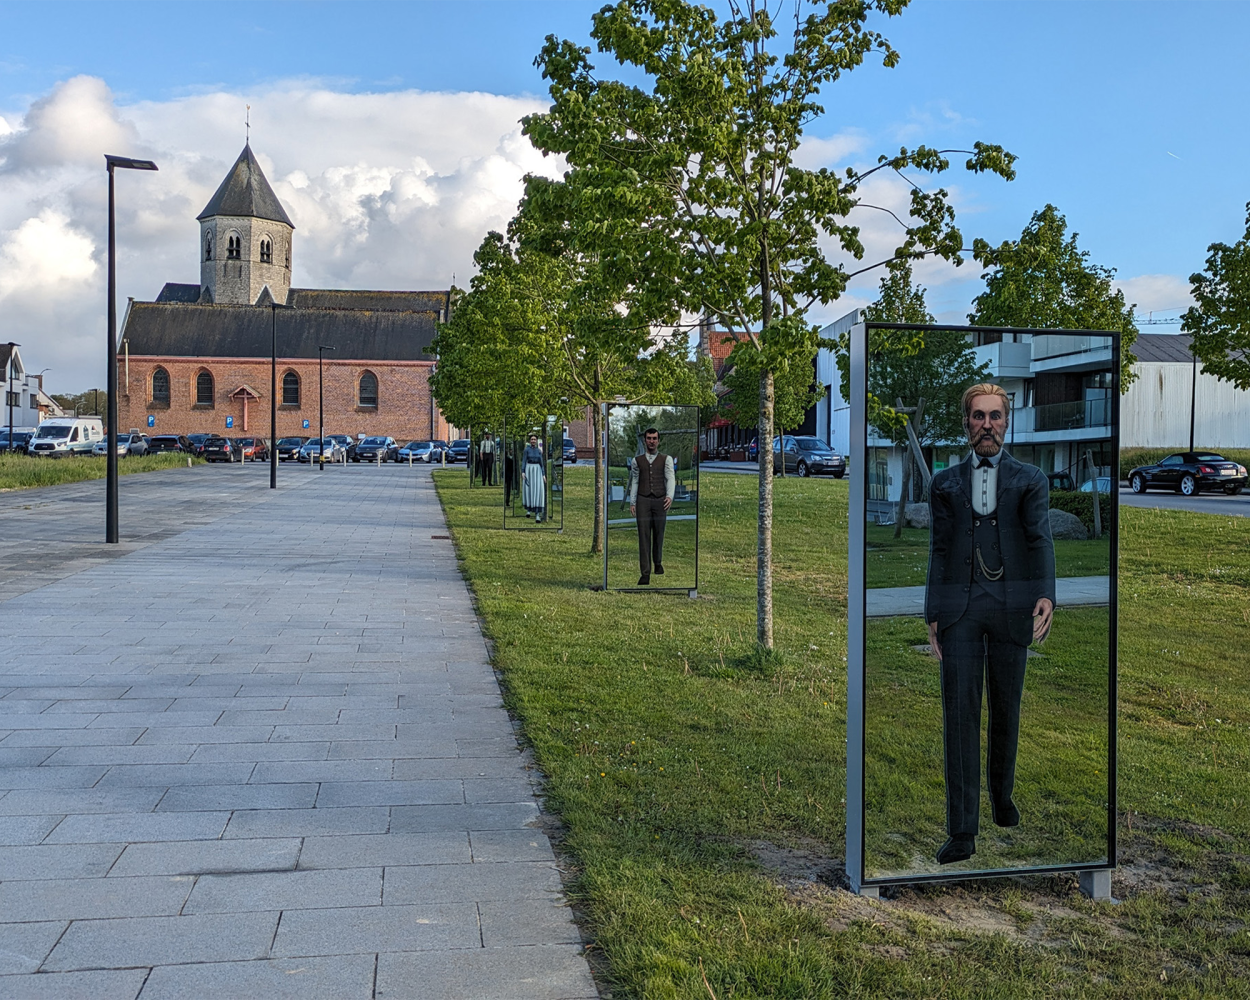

{"left": 1122, "top": 362, "right": 1250, "bottom": 448}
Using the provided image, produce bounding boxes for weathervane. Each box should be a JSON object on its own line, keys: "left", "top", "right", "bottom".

{"left": 246, "top": 105, "right": 250, "bottom": 144}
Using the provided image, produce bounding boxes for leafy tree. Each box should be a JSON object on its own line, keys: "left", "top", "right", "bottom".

{"left": 865, "top": 257, "right": 934, "bottom": 325}
{"left": 525, "top": 0, "right": 1015, "bottom": 649}
{"left": 51, "top": 390, "right": 107, "bottom": 418}
{"left": 970, "top": 204, "right": 1138, "bottom": 387}
{"left": 1182, "top": 202, "right": 1250, "bottom": 389}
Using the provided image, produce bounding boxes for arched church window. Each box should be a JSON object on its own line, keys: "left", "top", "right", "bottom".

{"left": 260, "top": 237, "right": 273, "bottom": 264}
{"left": 226, "top": 234, "right": 241, "bottom": 260}
{"left": 358, "top": 371, "right": 378, "bottom": 408}
{"left": 204, "top": 234, "right": 213, "bottom": 261}
{"left": 282, "top": 370, "right": 300, "bottom": 406}
{"left": 152, "top": 367, "right": 170, "bottom": 404}
{"left": 196, "top": 370, "right": 215, "bottom": 406}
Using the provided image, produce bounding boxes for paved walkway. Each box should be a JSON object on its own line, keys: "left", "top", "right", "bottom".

{"left": 0, "top": 463, "right": 597, "bottom": 1000}
{"left": 866, "top": 575, "right": 1111, "bottom": 617}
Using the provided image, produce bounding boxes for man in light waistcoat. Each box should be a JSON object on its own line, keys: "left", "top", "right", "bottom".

{"left": 925, "top": 383, "right": 1056, "bottom": 865}
{"left": 629, "top": 427, "right": 675, "bottom": 586}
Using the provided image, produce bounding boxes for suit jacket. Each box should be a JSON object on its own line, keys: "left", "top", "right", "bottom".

{"left": 925, "top": 452, "right": 1057, "bottom": 647}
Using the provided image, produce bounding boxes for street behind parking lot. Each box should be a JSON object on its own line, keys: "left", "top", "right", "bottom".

{"left": 0, "top": 463, "right": 595, "bottom": 1000}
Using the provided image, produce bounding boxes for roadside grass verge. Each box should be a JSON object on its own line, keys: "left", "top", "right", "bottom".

{"left": 0, "top": 452, "right": 201, "bottom": 492}
{"left": 436, "top": 468, "right": 1250, "bottom": 999}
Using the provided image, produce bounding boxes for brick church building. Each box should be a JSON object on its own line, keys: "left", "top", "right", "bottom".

{"left": 118, "top": 144, "right": 456, "bottom": 443}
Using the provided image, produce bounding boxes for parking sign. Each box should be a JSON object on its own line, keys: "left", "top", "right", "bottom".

{"left": 226, "top": 416, "right": 234, "bottom": 429}
{"left": 147, "top": 415, "right": 155, "bottom": 428}
{"left": 303, "top": 419, "right": 310, "bottom": 429}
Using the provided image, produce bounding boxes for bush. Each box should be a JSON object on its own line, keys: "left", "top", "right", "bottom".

{"left": 1120, "top": 447, "right": 1250, "bottom": 481}
{"left": 1049, "top": 489, "right": 1111, "bottom": 535}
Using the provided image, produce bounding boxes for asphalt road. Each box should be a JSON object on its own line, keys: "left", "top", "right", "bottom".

{"left": 1117, "top": 484, "right": 1250, "bottom": 517}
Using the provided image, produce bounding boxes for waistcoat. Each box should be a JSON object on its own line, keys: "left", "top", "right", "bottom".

{"left": 971, "top": 512, "right": 1005, "bottom": 603}
{"left": 636, "top": 453, "right": 669, "bottom": 498}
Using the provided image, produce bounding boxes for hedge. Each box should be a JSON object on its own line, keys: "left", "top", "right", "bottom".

{"left": 1049, "top": 489, "right": 1112, "bottom": 535}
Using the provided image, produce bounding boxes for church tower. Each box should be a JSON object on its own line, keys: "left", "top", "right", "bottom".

{"left": 197, "top": 145, "right": 294, "bottom": 305}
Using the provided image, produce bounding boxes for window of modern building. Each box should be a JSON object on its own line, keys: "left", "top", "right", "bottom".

{"left": 204, "top": 234, "right": 213, "bottom": 261}
{"left": 260, "top": 237, "right": 273, "bottom": 264}
{"left": 152, "top": 367, "right": 170, "bottom": 404}
{"left": 282, "top": 370, "right": 300, "bottom": 406}
{"left": 226, "top": 234, "right": 241, "bottom": 260}
{"left": 358, "top": 371, "right": 378, "bottom": 408}
{"left": 196, "top": 370, "right": 214, "bottom": 406}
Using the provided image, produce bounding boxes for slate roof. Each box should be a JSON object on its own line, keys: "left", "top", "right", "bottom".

{"left": 285, "top": 289, "right": 450, "bottom": 313}
{"left": 156, "top": 283, "right": 202, "bottom": 304}
{"left": 1133, "top": 333, "right": 1193, "bottom": 363}
{"left": 122, "top": 302, "right": 439, "bottom": 361}
{"left": 197, "top": 145, "right": 295, "bottom": 228}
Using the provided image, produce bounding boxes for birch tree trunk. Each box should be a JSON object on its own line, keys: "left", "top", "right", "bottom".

{"left": 757, "top": 369, "right": 775, "bottom": 650}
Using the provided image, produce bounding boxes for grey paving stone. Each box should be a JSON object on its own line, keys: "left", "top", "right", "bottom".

{"left": 0, "top": 714, "right": 100, "bottom": 730}
{"left": 0, "top": 787, "right": 164, "bottom": 816}
{"left": 375, "top": 945, "right": 599, "bottom": 1000}
{"left": 0, "top": 968, "right": 148, "bottom": 1000}
{"left": 96, "top": 762, "right": 254, "bottom": 788}
{"left": 89, "top": 711, "right": 223, "bottom": 729}
{"left": 188, "top": 741, "right": 330, "bottom": 763}
{"left": 382, "top": 862, "right": 563, "bottom": 904}
{"left": 42, "top": 745, "right": 196, "bottom": 766}
{"left": 0, "top": 875, "right": 194, "bottom": 921}
{"left": 0, "top": 766, "right": 107, "bottom": 791}
{"left": 0, "top": 747, "right": 56, "bottom": 767}
{"left": 0, "top": 814, "right": 63, "bottom": 846}
{"left": 298, "top": 832, "right": 470, "bottom": 870}
{"left": 166, "top": 696, "right": 289, "bottom": 712}
{"left": 464, "top": 777, "right": 538, "bottom": 804}
{"left": 45, "top": 698, "right": 172, "bottom": 714}
{"left": 136, "top": 955, "right": 376, "bottom": 1000}
{"left": 0, "top": 699, "right": 56, "bottom": 715}
{"left": 108, "top": 837, "right": 301, "bottom": 877}
{"left": 217, "top": 708, "right": 342, "bottom": 727}
{"left": 155, "top": 782, "right": 318, "bottom": 813}
{"left": 470, "top": 830, "right": 557, "bottom": 864}
{"left": 393, "top": 757, "right": 529, "bottom": 781}
{"left": 316, "top": 780, "right": 463, "bottom": 808}
{"left": 272, "top": 902, "right": 479, "bottom": 958}
{"left": 326, "top": 740, "right": 449, "bottom": 760}
{"left": 135, "top": 726, "right": 273, "bottom": 744}
{"left": 43, "top": 911, "right": 279, "bottom": 972}
{"left": 0, "top": 921, "right": 67, "bottom": 974}
{"left": 0, "top": 728, "right": 146, "bottom": 747}
{"left": 251, "top": 759, "right": 393, "bottom": 784}
{"left": 479, "top": 899, "right": 583, "bottom": 947}
{"left": 389, "top": 803, "right": 538, "bottom": 834}
{"left": 185, "top": 867, "right": 383, "bottom": 913}
{"left": 0, "top": 843, "right": 124, "bottom": 880}
{"left": 270, "top": 724, "right": 397, "bottom": 743}
{"left": 45, "top": 811, "right": 229, "bottom": 844}
{"left": 223, "top": 806, "right": 390, "bottom": 839}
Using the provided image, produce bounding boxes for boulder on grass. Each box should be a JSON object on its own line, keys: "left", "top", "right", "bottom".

{"left": 1048, "top": 508, "right": 1088, "bottom": 540}
{"left": 904, "top": 503, "right": 931, "bottom": 529}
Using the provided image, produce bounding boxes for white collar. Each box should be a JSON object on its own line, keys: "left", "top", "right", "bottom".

{"left": 969, "top": 448, "right": 1004, "bottom": 469}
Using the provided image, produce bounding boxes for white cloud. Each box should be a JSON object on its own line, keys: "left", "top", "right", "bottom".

{"left": 1113, "top": 273, "right": 1193, "bottom": 316}
{"left": 792, "top": 130, "right": 867, "bottom": 171}
{"left": 0, "top": 76, "right": 555, "bottom": 391}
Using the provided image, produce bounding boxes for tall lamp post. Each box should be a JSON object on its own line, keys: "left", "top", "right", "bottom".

{"left": 5, "top": 342, "right": 18, "bottom": 453}
{"left": 318, "top": 345, "right": 335, "bottom": 470}
{"left": 105, "top": 154, "right": 158, "bottom": 544}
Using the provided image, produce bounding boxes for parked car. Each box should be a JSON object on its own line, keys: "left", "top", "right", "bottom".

{"left": 326, "top": 434, "right": 357, "bottom": 461}
{"left": 431, "top": 439, "right": 449, "bottom": 456}
{"left": 398, "top": 441, "right": 439, "bottom": 462}
{"left": 562, "top": 437, "right": 578, "bottom": 464}
{"left": 772, "top": 435, "right": 845, "bottom": 477}
{"left": 298, "top": 438, "right": 344, "bottom": 463}
{"left": 446, "top": 439, "right": 470, "bottom": 463}
{"left": 1078, "top": 477, "right": 1112, "bottom": 493}
{"left": 748, "top": 437, "right": 759, "bottom": 461}
{"left": 92, "top": 432, "right": 148, "bottom": 458}
{"left": 354, "top": 436, "right": 399, "bottom": 462}
{"left": 232, "top": 437, "right": 269, "bottom": 462}
{"left": 1127, "top": 452, "right": 1249, "bottom": 496}
{"left": 1047, "top": 471, "right": 1075, "bottom": 492}
{"left": 28, "top": 417, "right": 105, "bottom": 457}
{"left": 148, "top": 434, "right": 191, "bottom": 454}
{"left": 201, "top": 436, "right": 236, "bottom": 463}
{"left": 183, "top": 433, "right": 212, "bottom": 457}
{"left": 275, "top": 437, "right": 307, "bottom": 461}
{"left": 0, "top": 429, "right": 34, "bottom": 454}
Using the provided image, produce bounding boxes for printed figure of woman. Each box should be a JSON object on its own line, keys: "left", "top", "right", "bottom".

{"left": 522, "top": 434, "right": 546, "bottom": 521}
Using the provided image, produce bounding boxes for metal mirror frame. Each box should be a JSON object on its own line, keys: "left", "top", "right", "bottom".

{"left": 847, "top": 321, "right": 1119, "bottom": 897}
{"left": 602, "top": 403, "right": 700, "bottom": 596}
{"left": 468, "top": 425, "right": 502, "bottom": 488}
{"left": 500, "top": 414, "right": 563, "bottom": 532}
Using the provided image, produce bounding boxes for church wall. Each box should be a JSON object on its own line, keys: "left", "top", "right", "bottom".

{"left": 119, "top": 356, "right": 454, "bottom": 442}
{"left": 200, "top": 216, "right": 292, "bottom": 306}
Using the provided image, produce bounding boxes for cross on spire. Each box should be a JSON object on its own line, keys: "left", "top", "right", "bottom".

{"left": 246, "top": 105, "right": 250, "bottom": 144}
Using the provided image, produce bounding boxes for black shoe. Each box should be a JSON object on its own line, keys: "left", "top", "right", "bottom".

{"left": 637, "top": 575, "right": 650, "bottom": 586}
{"left": 936, "top": 836, "right": 975, "bottom": 865}
{"left": 654, "top": 564, "right": 664, "bottom": 575}
{"left": 992, "top": 800, "right": 1020, "bottom": 827}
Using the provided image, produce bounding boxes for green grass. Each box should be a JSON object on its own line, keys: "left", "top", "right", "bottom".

{"left": 435, "top": 468, "right": 1250, "bottom": 999}
{"left": 0, "top": 452, "right": 201, "bottom": 491}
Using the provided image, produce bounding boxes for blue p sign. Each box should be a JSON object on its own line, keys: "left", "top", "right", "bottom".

{"left": 226, "top": 416, "right": 234, "bottom": 429}
{"left": 302, "top": 419, "right": 310, "bottom": 429}
{"left": 147, "top": 415, "right": 155, "bottom": 428}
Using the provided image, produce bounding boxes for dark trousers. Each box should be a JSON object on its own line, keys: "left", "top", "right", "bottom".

{"left": 635, "top": 496, "right": 667, "bottom": 576}
{"left": 939, "top": 596, "right": 1028, "bottom": 837}
{"left": 480, "top": 453, "right": 494, "bottom": 485}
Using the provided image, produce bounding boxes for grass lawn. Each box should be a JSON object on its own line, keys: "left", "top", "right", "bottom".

{"left": 0, "top": 452, "right": 200, "bottom": 491}
{"left": 435, "top": 467, "right": 1250, "bottom": 999}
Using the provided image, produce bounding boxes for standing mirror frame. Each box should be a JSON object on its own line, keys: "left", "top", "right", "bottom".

{"left": 603, "top": 404, "right": 700, "bottom": 596}
{"left": 847, "top": 322, "right": 1119, "bottom": 897}
{"left": 501, "top": 415, "right": 563, "bottom": 532}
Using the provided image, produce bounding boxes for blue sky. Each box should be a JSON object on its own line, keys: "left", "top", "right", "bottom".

{"left": 1, "top": 1, "right": 1247, "bottom": 388}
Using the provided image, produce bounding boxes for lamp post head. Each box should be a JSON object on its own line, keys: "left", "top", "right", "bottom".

{"left": 105, "top": 155, "right": 159, "bottom": 172}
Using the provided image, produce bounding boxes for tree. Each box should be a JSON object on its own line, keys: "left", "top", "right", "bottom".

{"left": 51, "top": 390, "right": 107, "bottom": 418}
{"left": 1182, "top": 202, "right": 1250, "bottom": 389}
{"left": 525, "top": 0, "right": 1015, "bottom": 648}
{"left": 969, "top": 204, "right": 1138, "bottom": 387}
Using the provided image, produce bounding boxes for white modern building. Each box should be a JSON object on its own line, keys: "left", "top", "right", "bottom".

{"left": 1, "top": 343, "right": 60, "bottom": 434}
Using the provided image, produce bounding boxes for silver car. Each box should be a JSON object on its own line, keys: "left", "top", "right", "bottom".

{"left": 298, "top": 438, "right": 344, "bottom": 463}
{"left": 92, "top": 432, "right": 149, "bottom": 458}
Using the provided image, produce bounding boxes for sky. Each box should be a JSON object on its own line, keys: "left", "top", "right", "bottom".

{"left": 1, "top": 0, "right": 1247, "bottom": 392}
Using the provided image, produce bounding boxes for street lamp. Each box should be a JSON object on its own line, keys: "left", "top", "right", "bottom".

{"left": 269, "top": 304, "right": 289, "bottom": 490}
{"left": 318, "top": 345, "right": 335, "bottom": 470}
{"left": 105, "top": 154, "right": 158, "bottom": 544}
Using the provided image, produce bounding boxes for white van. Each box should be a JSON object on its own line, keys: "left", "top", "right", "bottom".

{"left": 29, "top": 417, "right": 106, "bottom": 458}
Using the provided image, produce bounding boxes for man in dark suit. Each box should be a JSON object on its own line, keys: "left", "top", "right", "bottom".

{"left": 925, "top": 383, "right": 1056, "bottom": 865}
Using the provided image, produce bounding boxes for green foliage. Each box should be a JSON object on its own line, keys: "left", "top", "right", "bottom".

{"left": 1183, "top": 202, "right": 1250, "bottom": 390}
{"left": 1047, "top": 489, "right": 1112, "bottom": 535}
{"left": 969, "top": 204, "right": 1139, "bottom": 388}
{"left": 863, "top": 257, "right": 935, "bottom": 325}
{"left": 50, "top": 389, "right": 106, "bottom": 417}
